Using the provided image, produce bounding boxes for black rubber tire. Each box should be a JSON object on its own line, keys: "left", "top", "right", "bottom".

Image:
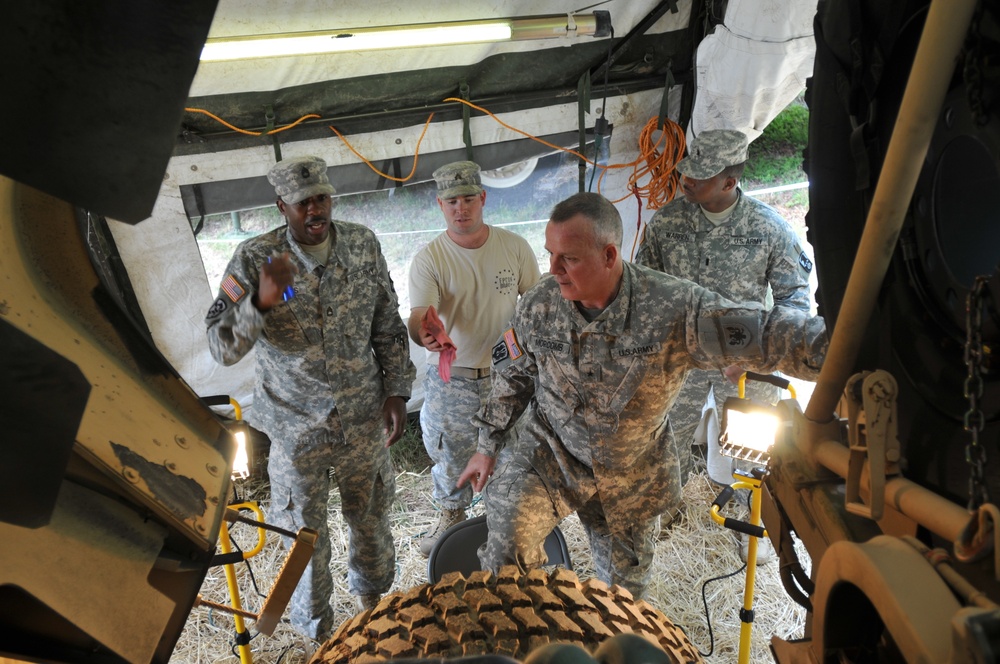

{"left": 314, "top": 567, "right": 704, "bottom": 664}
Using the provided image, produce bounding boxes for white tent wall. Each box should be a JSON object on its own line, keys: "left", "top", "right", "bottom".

{"left": 106, "top": 0, "right": 816, "bottom": 419}
{"left": 689, "top": 0, "right": 819, "bottom": 140}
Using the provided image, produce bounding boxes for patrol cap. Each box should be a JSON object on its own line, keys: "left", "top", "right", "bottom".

{"left": 267, "top": 155, "right": 336, "bottom": 205}
{"left": 676, "top": 129, "right": 749, "bottom": 180}
{"left": 433, "top": 161, "right": 484, "bottom": 199}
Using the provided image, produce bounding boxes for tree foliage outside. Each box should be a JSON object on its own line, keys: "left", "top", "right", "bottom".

{"left": 745, "top": 100, "right": 809, "bottom": 190}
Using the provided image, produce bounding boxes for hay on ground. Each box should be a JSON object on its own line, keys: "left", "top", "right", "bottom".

{"left": 173, "top": 462, "right": 807, "bottom": 663}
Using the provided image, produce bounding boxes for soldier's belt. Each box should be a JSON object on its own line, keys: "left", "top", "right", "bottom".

{"left": 449, "top": 366, "right": 491, "bottom": 379}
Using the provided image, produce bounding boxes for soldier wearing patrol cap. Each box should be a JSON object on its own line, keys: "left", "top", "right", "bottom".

{"left": 456, "top": 192, "right": 826, "bottom": 598}
{"left": 432, "top": 160, "right": 486, "bottom": 198}
{"left": 635, "top": 129, "right": 813, "bottom": 560}
{"left": 407, "top": 160, "right": 540, "bottom": 556}
{"left": 268, "top": 154, "right": 336, "bottom": 205}
{"left": 205, "top": 155, "right": 415, "bottom": 641}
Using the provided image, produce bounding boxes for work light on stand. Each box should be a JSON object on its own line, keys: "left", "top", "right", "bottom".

{"left": 711, "top": 371, "right": 797, "bottom": 664}
{"left": 719, "top": 396, "right": 781, "bottom": 466}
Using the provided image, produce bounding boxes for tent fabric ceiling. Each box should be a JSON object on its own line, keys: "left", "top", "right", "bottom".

{"left": 179, "top": 1, "right": 695, "bottom": 155}
{"left": 189, "top": 0, "right": 692, "bottom": 96}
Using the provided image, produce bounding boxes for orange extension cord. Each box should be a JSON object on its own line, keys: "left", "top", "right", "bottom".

{"left": 182, "top": 101, "right": 687, "bottom": 245}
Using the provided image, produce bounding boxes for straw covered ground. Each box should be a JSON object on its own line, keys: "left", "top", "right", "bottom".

{"left": 172, "top": 438, "right": 808, "bottom": 664}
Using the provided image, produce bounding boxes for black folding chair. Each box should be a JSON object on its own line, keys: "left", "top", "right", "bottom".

{"left": 426, "top": 514, "right": 572, "bottom": 583}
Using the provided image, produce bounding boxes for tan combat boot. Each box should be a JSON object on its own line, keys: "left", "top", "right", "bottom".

{"left": 418, "top": 508, "right": 467, "bottom": 558}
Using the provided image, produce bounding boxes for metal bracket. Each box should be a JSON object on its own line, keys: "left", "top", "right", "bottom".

{"left": 845, "top": 370, "right": 901, "bottom": 520}
{"left": 459, "top": 80, "right": 473, "bottom": 162}
{"left": 265, "top": 105, "right": 282, "bottom": 163}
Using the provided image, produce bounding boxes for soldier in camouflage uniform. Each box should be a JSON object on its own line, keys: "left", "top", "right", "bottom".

{"left": 407, "top": 161, "right": 541, "bottom": 557}
{"left": 457, "top": 193, "right": 825, "bottom": 597}
{"left": 205, "top": 155, "right": 415, "bottom": 641}
{"left": 635, "top": 129, "right": 812, "bottom": 495}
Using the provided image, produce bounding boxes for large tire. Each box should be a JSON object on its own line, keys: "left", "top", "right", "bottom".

{"left": 314, "top": 567, "right": 704, "bottom": 664}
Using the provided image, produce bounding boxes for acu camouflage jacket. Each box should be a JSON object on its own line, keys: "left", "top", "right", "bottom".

{"left": 474, "top": 263, "right": 826, "bottom": 531}
{"left": 205, "top": 222, "right": 414, "bottom": 446}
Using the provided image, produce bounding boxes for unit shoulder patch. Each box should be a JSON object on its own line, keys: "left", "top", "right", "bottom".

{"left": 723, "top": 321, "right": 753, "bottom": 350}
{"left": 206, "top": 297, "right": 228, "bottom": 320}
{"left": 799, "top": 251, "right": 813, "bottom": 273}
{"left": 492, "top": 327, "right": 524, "bottom": 368}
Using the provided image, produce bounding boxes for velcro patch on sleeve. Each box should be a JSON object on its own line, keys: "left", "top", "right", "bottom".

{"left": 503, "top": 328, "right": 523, "bottom": 361}
{"left": 697, "top": 314, "right": 760, "bottom": 358}
{"left": 221, "top": 274, "right": 246, "bottom": 303}
{"left": 798, "top": 250, "right": 813, "bottom": 273}
{"left": 492, "top": 339, "right": 509, "bottom": 365}
{"left": 491, "top": 327, "right": 524, "bottom": 371}
{"left": 206, "top": 296, "right": 228, "bottom": 320}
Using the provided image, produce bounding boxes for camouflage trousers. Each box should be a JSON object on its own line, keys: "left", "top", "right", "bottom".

{"left": 419, "top": 366, "right": 491, "bottom": 509}
{"left": 479, "top": 446, "right": 658, "bottom": 598}
{"left": 266, "top": 410, "right": 396, "bottom": 640}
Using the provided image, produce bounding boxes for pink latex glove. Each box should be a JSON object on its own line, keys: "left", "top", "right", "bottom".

{"left": 421, "top": 306, "right": 457, "bottom": 382}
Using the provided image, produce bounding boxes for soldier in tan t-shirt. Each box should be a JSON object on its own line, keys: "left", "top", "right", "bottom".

{"left": 407, "top": 161, "right": 540, "bottom": 556}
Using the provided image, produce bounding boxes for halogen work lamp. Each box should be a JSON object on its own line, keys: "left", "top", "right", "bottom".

{"left": 203, "top": 395, "right": 253, "bottom": 482}
{"left": 719, "top": 372, "right": 796, "bottom": 466}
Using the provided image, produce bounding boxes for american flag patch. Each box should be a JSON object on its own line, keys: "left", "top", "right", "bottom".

{"left": 503, "top": 328, "right": 523, "bottom": 361}
{"left": 221, "top": 274, "right": 245, "bottom": 303}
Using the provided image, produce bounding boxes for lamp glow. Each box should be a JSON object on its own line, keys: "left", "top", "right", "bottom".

{"left": 231, "top": 428, "right": 250, "bottom": 481}
{"left": 200, "top": 13, "right": 611, "bottom": 62}
{"left": 719, "top": 397, "right": 780, "bottom": 464}
{"left": 723, "top": 409, "right": 779, "bottom": 454}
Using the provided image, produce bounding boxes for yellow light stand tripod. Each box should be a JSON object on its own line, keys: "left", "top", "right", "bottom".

{"left": 197, "top": 396, "right": 317, "bottom": 664}
{"left": 709, "top": 371, "right": 796, "bottom": 664}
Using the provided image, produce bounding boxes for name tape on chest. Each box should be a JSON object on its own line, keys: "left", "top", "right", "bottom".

{"left": 663, "top": 232, "right": 694, "bottom": 242}
{"left": 534, "top": 336, "right": 569, "bottom": 353}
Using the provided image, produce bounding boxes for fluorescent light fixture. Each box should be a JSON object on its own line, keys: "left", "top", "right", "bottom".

{"left": 201, "top": 13, "right": 612, "bottom": 62}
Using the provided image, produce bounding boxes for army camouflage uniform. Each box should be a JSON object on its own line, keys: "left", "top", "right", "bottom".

{"left": 474, "top": 264, "right": 825, "bottom": 596}
{"left": 205, "top": 220, "right": 414, "bottom": 639}
{"left": 419, "top": 370, "right": 492, "bottom": 508}
{"left": 635, "top": 132, "right": 812, "bottom": 486}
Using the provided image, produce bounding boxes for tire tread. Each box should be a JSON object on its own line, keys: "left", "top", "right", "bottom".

{"left": 314, "top": 566, "right": 704, "bottom": 664}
